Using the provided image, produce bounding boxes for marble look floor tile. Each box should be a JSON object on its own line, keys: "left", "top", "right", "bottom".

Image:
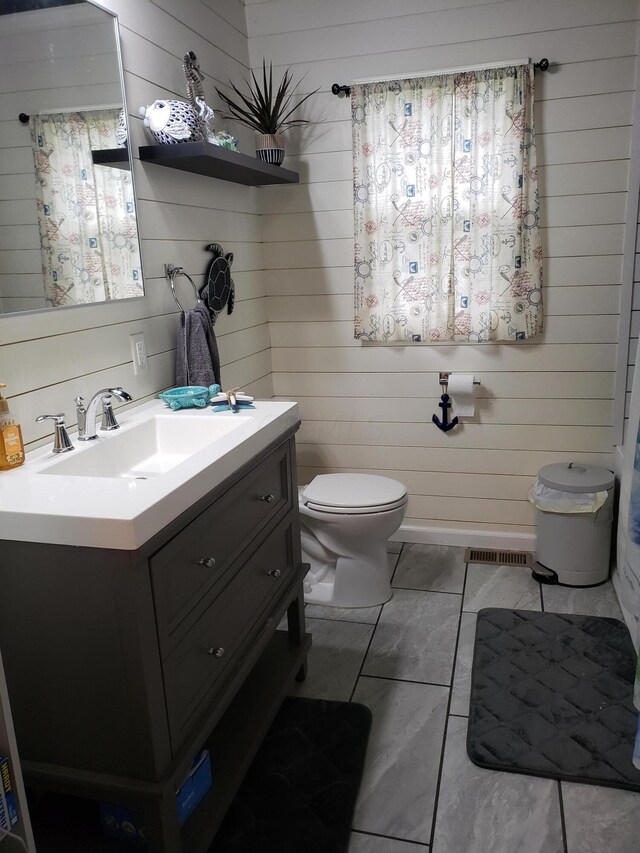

{"left": 449, "top": 611, "right": 477, "bottom": 716}
{"left": 362, "top": 589, "right": 461, "bottom": 684}
{"left": 541, "top": 580, "right": 624, "bottom": 620}
{"left": 289, "top": 617, "right": 373, "bottom": 701}
{"left": 463, "top": 564, "right": 541, "bottom": 613}
{"left": 348, "top": 831, "right": 427, "bottom": 851}
{"left": 388, "top": 551, "right": 400, "bottom": 575}
{"left": 304, "top": 602, "right": 382, "bottom": 624}
{"left": 561, "top": 781, "right": 640, "bottom": 853}
{"left": 352, "top": 676, "right": 449, "bottom": 843}
{"left": 432, "top": 716, "right": 564, "bottom": 853}
{"left": 392, "top": 543, "right": 466, "bottom": 593}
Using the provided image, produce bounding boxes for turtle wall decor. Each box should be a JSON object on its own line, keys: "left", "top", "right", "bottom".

{"left": 199, "top": 243, "right": 235, "bottom": 325}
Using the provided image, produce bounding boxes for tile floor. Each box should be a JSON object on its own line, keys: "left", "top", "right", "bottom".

{"left": 289, "top": 543, "right": 640, "bottom": 852}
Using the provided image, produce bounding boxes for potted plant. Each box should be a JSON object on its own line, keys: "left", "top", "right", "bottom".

{"left": 215, "top": 60, "right": 317, "bottom": 165}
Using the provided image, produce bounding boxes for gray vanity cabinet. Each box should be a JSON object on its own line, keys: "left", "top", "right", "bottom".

{"left": 0, "top": 426, "right": 310, "bottom": 852}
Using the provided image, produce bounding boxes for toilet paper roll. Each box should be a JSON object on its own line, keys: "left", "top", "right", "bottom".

{"left": 447, "top": 374, "right": 476, "bottom": 418}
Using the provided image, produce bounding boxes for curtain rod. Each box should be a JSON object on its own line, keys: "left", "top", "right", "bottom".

{"left": 331, "top": 57, "right": 549, "bottom": 97}
{"left": 18, "top": 104, "right": 121, "bottom": 123}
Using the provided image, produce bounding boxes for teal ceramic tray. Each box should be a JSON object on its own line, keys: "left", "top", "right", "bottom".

{"left": 159, "top": 384, "right": 221, "bottom": 410}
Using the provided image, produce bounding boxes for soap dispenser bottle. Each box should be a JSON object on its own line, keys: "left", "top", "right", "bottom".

{"left": 0, "top": 384, "right": 25, "bottom": 470}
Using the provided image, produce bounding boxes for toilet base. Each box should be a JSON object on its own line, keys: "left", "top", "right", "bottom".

{"left": 304, "top": 549, "right": 393, "bottom": 608}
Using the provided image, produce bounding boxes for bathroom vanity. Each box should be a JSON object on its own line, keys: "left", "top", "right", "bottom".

{"left": 0, "top": 401, "right": 310, "bottom": 852}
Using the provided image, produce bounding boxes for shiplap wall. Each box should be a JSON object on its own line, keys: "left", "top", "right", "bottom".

{"left": 247, "top": 0, "right": 638, "bottom": 547}
{"left": 0, "top": 0, "right": 273, "bottom": 449}
{"left": 0, "top": 4, "right": 122, "bottom": 313}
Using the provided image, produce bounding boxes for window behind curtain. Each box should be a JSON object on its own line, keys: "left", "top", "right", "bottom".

{"left": 352, "top": 64, "right": 543, "bottom": 343}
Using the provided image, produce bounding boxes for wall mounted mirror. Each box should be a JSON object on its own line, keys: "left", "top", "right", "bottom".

{"left": 0, "top": 0, "right": 144, "bottom": 316}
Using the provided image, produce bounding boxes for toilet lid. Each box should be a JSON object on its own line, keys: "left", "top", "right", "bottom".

{"left": 302, "top": 474, "right": 407, "bottom": 511}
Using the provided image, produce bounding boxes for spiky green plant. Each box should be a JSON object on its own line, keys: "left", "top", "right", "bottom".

{"left": 215, "top": 60, "right": 318, "bottom": 135}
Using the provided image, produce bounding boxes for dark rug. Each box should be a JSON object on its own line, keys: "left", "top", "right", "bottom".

{"left": 467, "top": 608, "right": 640, "bottom": 791}
{"left": 209, "top": 697, "right": 372, "bottom": 853}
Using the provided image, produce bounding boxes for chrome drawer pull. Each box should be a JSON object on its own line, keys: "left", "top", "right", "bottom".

{"left": 207, "top": 647, "right": 225, "bottom": 658}
{"left": 198, "top": 557, "right": 216, "bottom": 568}
{"left": 267, "top": 569, "right": 281, "bottom": 578}
{"left": 260, "top": 494, "right": 275, "bottom": 503}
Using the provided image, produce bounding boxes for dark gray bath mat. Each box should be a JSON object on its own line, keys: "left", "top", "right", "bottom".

{"left": 209, "top": 697, "right": 372, "bottom": 853}
{"left": 468, "top": 608, "right": 640, "bottom": 791}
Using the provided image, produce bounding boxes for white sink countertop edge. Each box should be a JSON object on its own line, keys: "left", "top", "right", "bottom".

{"left": 0, "top": 399, "right": 299, "bottom": 550}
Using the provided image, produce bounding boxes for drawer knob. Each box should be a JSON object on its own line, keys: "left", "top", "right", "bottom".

{"left": 198, "top": 557, "right": 216, "bottom": 568}
{"left": 267, "top": 569, "right": 281, "bottom": 578}
{"left": 208, "top": 646, "right": 225, "bottom": 658}
{"left": 260, "top": 494, "right": 275, "bottom": 503}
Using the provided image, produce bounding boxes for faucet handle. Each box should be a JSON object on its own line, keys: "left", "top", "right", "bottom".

{"left": 35, "top": 414, "right": 74, "bottom": 454}
{"left": 101, "top": 397, "right": 120, "bottom": 431}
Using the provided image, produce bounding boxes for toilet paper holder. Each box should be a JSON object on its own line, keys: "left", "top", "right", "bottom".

{"left": 438, "top": 372, "right": 481, "bottom": 390}
{"left": 433, "top": 373, "right": 480, "bottom": 433}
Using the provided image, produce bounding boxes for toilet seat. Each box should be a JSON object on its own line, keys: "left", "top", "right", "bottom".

{"left": 302, "top": 473, "right": 407, "bottom": 515}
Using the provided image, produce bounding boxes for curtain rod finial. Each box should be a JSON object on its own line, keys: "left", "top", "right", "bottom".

{"left": 332, "top": 83, "right": 351, "bottom": 97}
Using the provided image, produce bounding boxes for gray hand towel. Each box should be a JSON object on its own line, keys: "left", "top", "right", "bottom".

{"left": 175, "top": 303, "right": 221, "bottom": 387}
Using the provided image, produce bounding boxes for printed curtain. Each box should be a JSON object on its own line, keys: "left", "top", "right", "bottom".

{"left": 31, "top": 110, "right": 142, "bottom": 307}
{"left": 353, "top": 64, "right": 543, "bottom": 343}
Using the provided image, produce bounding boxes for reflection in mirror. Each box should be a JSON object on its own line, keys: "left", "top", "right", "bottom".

{"left": 0, "top": 0, "right": 144, "bottom": 316}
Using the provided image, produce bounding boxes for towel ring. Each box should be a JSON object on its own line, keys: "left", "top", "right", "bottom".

{"left": 165, "top": 263, "right": 200, "bottom": 312}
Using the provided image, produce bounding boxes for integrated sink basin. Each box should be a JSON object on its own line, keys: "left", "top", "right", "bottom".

{"left": 0, "top": 399, "right": 299, "bottom": 550}
{"left": 42, "top": 413, "right": 250, "bottom": 479}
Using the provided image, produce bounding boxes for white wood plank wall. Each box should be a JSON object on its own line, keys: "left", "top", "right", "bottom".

{"left": 0, "top": 0, "right": 273, "bottom": 448}
{"left": 246, "top": 0, "right": 639, "bottom": 545}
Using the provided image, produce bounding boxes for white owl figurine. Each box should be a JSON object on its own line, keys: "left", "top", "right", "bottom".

{"left": 138, "top": 99, "right": 204, "bottom": 145}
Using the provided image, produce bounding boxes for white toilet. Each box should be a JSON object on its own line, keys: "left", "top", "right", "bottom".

{"left": 298, "top": 473, "right": 408, "bottom": 608}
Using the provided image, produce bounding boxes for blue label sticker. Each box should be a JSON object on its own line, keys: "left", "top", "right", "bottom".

{"left": 515, "top": 255, "right": 522, "bottom": 269}
{"left": 133, "top": 269, "right": 139, "bottom": 280}
{"left": 463, "top": 220, "right": 470, "bottom": 232}
{"left": 518, "top": 174, "right": 523, "bottom": 188}
{"left": 411, "top": 334, "right": 421, "bottom": 342}
{"left": 88, "top": 237, "right": 97, "bottom": 248}
{"left": 516, "top": 331, "right": 526, "bottom": 340}
{"left": 80, "top": 169, "right": 87, "bottom": 180}
{"left": 463, "top": 139, "right": 472, "bottom": 152}
{"left": 52, "top": 271, "right": 57, "bottom": 281}
{"left": 409, "top": 261, "right": 418, "bottom": 274}
{"left": 460, "top": 296, "right": 469, "bottom": 308}
{"left": 406, "top": 184, "right": 415, "bottom": 197}
{"left": 404, "top": 103, "right": 412, "bottom": 116}
{"left": 37, "top": 135, "right": 43, "bottom": 147}
{"left": 43, "top": 205, "right": 50, "bottom": 216}
{"left": 126, "top": 202, "right": 134, "bottom": 213}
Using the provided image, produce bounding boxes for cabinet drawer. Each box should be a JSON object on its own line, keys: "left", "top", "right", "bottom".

{"left": 151, "top": 440, "right": 292, "bottom": 657}
{"left": 163, "top": 519, "right": 295, "bottom": 751}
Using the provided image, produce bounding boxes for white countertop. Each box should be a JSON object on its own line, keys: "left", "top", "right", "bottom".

{"left": 0, "top": 399, "right": 299, "bottom": 550}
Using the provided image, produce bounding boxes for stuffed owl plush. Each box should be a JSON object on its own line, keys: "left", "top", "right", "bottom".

{"left": 138, "top": 99, "right": 204, "bottom": 145}
{"left": 199, "top": 243, "right": 235, "bottom": 325}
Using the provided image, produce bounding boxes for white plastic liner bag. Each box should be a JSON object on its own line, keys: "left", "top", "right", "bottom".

{"left": 528, "top": 481, "right": 608, "bottom": 514}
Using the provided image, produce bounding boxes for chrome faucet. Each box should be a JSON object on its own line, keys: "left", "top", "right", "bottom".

{"left": 75, "top": 388, "right": 133, "bottom": 441}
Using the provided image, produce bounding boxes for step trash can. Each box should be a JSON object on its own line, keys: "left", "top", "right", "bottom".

{"left": 529, "top": 462, "right": 615, "bottom": 586}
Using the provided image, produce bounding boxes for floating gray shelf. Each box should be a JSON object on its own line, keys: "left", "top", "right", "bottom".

{"left": 91, "top": 147, "right": 130, "bottom": 170}
{"left": 138, "top": 141, "right": 299, "bottom": 186}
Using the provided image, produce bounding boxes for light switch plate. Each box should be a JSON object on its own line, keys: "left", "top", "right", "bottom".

{"left": 130, "top": 332, "right": 148, "bottom": 375}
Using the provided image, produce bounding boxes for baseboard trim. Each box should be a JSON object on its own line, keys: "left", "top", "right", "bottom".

{"left": 391, "top": 524, "right": 536, "bottom": 552}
